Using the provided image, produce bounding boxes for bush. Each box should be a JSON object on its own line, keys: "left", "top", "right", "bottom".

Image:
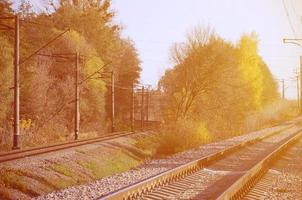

{"left": 245, "top": 100, "right": 298, "bottom": 132}
{"left": 155, "top": 120, "right": 211, "bottom": 156}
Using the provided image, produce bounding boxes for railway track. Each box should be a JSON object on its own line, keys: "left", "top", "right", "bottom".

{"left": 241, "top": 131, "right": 302, "bottom": 199}
{"left": 100, "top": 121, "right": 302, "bottom": 200}
{"left": 0, "top": 130, "right": 153, "bottom": 163}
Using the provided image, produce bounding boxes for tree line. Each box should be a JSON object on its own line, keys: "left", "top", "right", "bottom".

{"left": 158, "top": 27, "right": 279, "bottom": 149}
{"left": 0, "top": 0, "right": 141, "bottom": 149}
{"left": 1, "top": 1, "right": 281, "bottom": 152}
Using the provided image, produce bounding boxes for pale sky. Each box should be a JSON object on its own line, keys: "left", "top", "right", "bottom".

{"left": 110, "top": 0, "right": 302, "bottom": 99}
{"left": 11, "top": 0, "right": 302, "bottom": 99}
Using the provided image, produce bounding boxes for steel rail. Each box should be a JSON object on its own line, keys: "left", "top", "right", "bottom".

{"left": 217, "top": 129, "right": 302, "bottom": 200}
{"left": 0, "top": 129, "right": 155, "bottom": 163}
{"left": 99, "top": 123, "right": 298, "bottom": 200}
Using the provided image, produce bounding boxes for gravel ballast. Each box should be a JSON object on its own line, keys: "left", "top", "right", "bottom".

{"left": 34, "top": 120, "right": 299, "bottom": 200}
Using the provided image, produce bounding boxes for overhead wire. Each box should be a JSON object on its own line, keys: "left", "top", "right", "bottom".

{"left": 290, "top": 0, "right": 301, "bottom": 23}
{"left": 282, "top": 0, "right": 297, "bottom": 37}
{"left": 20, "top": 28, "right": 70, "bottom": 65}
{"left": 20, "top": 19, "right": 50, "bottom": 27}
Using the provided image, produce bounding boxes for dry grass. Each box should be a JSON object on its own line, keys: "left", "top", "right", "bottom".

{"left": 136, "top": 100, "right": 298, "bottom": 157}
{"left": 245, "top": 100, "right": 298, "bottom": 132}
{"left": 0, "top": 169, "right": 39, "bottom": 197}
{"left": 149, "top": 120, "right": 211, "bottom": 156}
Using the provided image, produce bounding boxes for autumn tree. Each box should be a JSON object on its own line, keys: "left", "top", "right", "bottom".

{"left": 159, "top": 27, "right": 278, "bottom": 137}
{"left": 0, "top": 0, "right": 141, "bottom": 149}
{"left": 0, "top": 1, "right": 14, "bottom": 148}
{"left": 48, "top": 0, "right": 141, "bottom": 130}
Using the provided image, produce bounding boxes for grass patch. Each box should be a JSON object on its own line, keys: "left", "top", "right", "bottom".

{"left": 78, "top": 160, "right": 105, "bottom": 179}
{"left": 53, "top": 178, "right": 77, "bottom": 189}
{"left": 0, "top": 169, "right": 37, "bottom": 196}
{"left": 78, "top": 151, "right": 140, "bottom": 179}
{"left": 107, "top": 151, "right": 140, "bottom": 173}
{"left": 50, "top": 164, "right": 74, "bottom": 177}
{"left": 49, "top": 163, "right": 89, "bottom": 189}
{"left": 134, "top": 134, "right": 158, "bottom": 156}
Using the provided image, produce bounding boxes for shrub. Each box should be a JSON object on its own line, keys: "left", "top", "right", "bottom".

{"left": 155, "top": 120, "right": 211, "bottom": 156}
{"left": 245, "top": 100, "right": 298, "bottom": 132}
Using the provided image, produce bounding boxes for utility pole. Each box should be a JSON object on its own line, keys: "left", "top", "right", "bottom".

{"left": 145, "top": 88, "right": 149, "bottom": 123}
{"left": 111, "top": 71, "right": 115, "bottom": 132}
{"left": 141, "top": 86, "right": 144, "bottom": 129}
{"left": 0, "top": 16, "right": 69, "bottom": 148}
{"left": 13, "top": 14, "right": 20, "bottom": 149}
{"left": 300, "top": 56, "right": 302, "bottom": 113}
{"left": 282, "top": 79, "right": 285, "bottom": 99}
{"left": 296, "top": 75, "right": 300, "bottom": 109}
{"left": 131, "top": 82, "right": 135, "bottom": 132}
{"left": 283, "top": 39, "right": 302, "bottom": 114}
{"left": 74, "top": 52, "right": 80, "bottom": 140}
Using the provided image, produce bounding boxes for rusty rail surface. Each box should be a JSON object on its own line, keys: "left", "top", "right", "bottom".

{"left": 99, "top": 122, "right": 300, "bottom": 200}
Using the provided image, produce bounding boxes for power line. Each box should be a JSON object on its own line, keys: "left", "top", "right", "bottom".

{"left": 79, "top": 62, "right": 111, "bottom": 85}
{"left": 282, "top": 0, "right": 297, "bottom": 37}
{"left": 20, "top": 28, "right": 70, "bottom": 65}
{"left": 20, "top": 19, "right": 49, "bottom": 27}
{"left": 290, "top": 0, "right": 301, "bottom": 23}
{"left": 0, "top": 16, "right": 14, "bottom": 20}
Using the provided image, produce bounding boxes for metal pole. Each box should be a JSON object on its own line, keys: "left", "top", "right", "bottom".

{"left": 13, "top": 14, "right": 20, "bottom": 150}
{"left": 111, "top": 71, "right": 115, "bottom": 132}
{"left": 297, "top": 75, "right": 300, "bottom": 109}
{"left": 282, "top": 79, "right": 285, "bottom": 99}
{"left": 74, "top": 52, "right": 80, "bottom": 140}
{"left": 146, "top": 88, "right": 149, "bottom": 123}
{"left": 141, "top": 86, "right": 144, "bottom": 129}
{"left": 300, "top": 56, "right": 302, "bottom": 114}
{"left": 131, "top": 82, "right": 135, "bottom": 132}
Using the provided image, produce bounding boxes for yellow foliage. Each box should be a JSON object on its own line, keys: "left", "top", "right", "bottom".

{"left": 20, "top": 119, "right": 31, "bottom": 131}
{"left": 66, "top": 30, "right": 85, "bottom": 51}
{"left": 238, "top": 33, "right": 264, "bottom": 110}
{"left": 84, "top": 56, "right": 106, "bottom": 91}
{"left": 196, "top": 122, "right": 211, "bottom": 143}
{"left": 62, "top": 29, "right": 106, "bottom": 91}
